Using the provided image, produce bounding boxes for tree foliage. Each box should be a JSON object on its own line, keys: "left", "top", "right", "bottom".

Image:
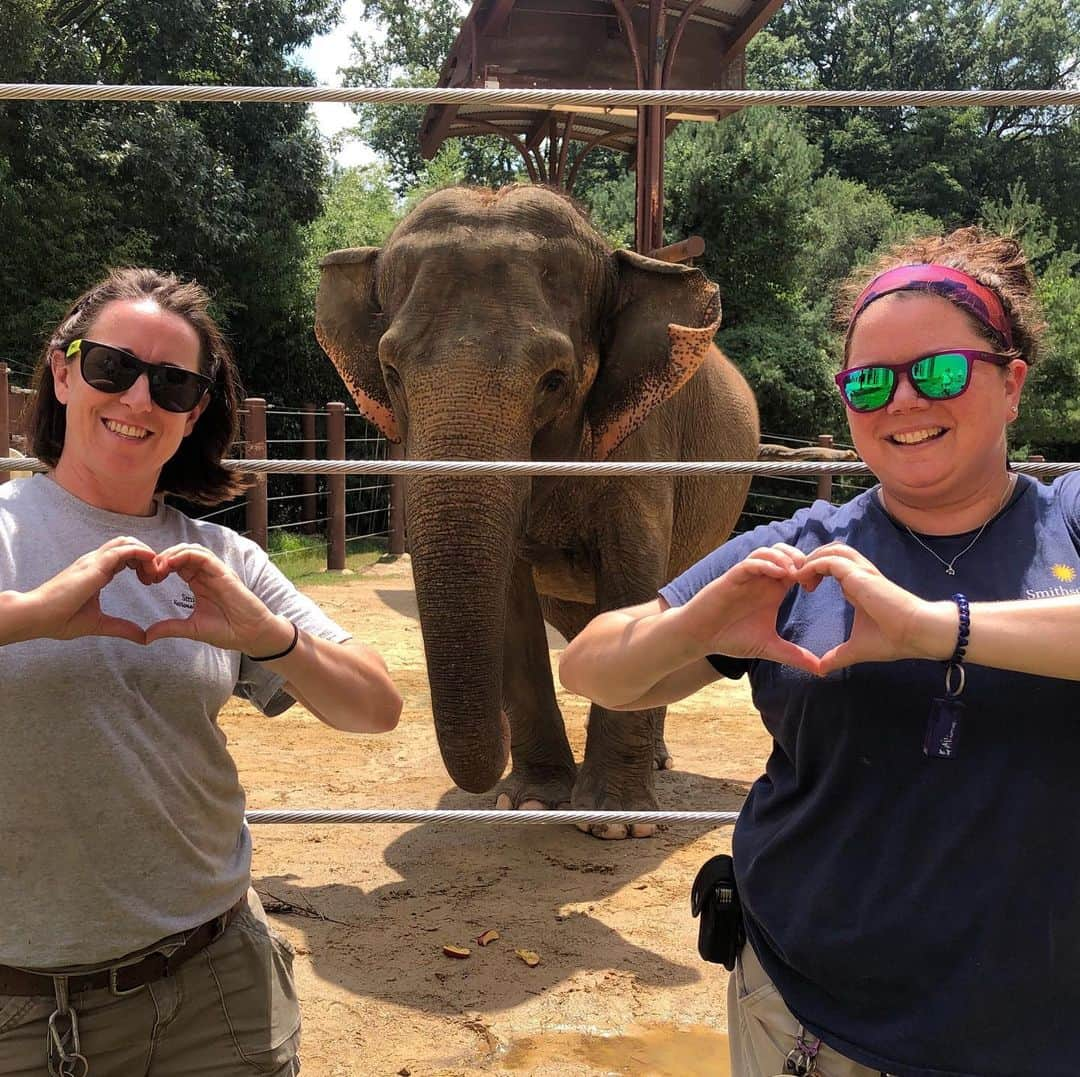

{"left": 0, "top": 0, "right": 341, "bottom": 403}
{"left": 980, "top": 183, "right": 1080, "bottom": 452}
{"left": 757, "top": 0, "right": 1080, "bottom": 234}
{"left": 340, "top": 0, "right": 522, "bottom": 189}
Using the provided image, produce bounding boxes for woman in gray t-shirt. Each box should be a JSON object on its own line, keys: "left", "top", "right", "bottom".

{"left": 0, "top": 268, "right": 402, "bottom": 1076}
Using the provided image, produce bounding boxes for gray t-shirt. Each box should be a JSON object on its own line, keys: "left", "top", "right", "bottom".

{"left": 0, "top": 476, "right": 350, "bottom": 968}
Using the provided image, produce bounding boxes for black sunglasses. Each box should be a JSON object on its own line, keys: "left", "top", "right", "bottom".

{"left": 66, "top": 339, "right": 214, "bottom": 414}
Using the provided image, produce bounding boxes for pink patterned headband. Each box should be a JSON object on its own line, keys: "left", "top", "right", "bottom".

{"left": 849, "top": 264, "right": 1014, "bottom": 350}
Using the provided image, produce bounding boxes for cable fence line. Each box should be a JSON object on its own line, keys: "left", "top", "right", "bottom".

{"left": 3, "top": 83, "right": 1080, "bottom": 109}
{"left": 245, "top": 808, "right": 740, "bottom": 826}
{"left": 1, "top": 373, "right": 1058, "bottom": 567}
{"left": 40, "top": 457, "right": 1070, "bottom": 476}
{"left": 9, "top": 456, "right": 1071, "bottom": 478}
{"left": 266, "top": 491, "right": 329, "bottom": 504}
{"left": 223, "top": 397, "right": 401, "bottom": 568}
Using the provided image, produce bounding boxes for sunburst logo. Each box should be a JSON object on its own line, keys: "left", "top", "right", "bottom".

{"left": 1051, "top": 564, "right": 1076, "bottom": 583}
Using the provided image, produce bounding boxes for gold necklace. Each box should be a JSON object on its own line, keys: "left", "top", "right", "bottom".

{"left": 884, "top": 475, "right": 1016, "bottom": 576}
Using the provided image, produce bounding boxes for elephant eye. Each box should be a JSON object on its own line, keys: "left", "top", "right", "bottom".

{"left": 382, "top": 363, "right": 404, "bottom": 395}
{"left": 538, "top": 370, "right": 568, "bottom": 395}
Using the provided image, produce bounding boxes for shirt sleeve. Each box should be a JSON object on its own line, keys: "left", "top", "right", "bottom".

{"left": 232, "top": 547, "right": 352, "bottom": 716}
{"left": 1055, "top": 470, "right": 1080, "bottom": 551}
{"left": 659, "top": 510, "right": 813, "bottom": 680}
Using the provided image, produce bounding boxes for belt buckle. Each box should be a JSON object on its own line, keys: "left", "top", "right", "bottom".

{"left": 108, "top": 961, "right": 149, "bottom": 998}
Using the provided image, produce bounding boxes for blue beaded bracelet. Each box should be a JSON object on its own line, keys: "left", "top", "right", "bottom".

{"left": 948, "top": 593, "right": 970, "bottom": 666}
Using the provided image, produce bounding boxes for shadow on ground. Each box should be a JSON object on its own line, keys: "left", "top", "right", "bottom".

{"left": 255, "top": 769, "right": 748, "bottom": 1018}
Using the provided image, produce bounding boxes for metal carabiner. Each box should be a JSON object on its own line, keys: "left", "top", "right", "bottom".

{"left": 944, "top": 660, "right": 966, "bottom": 697}
{"left": 47, "top": 977, "right": 89, "bottom": 1077}
{"left": 781, "top": 1028, "right": 822, "bottom": 1075}
{"left": 47, "top": 1007, "right": 89, "bottom": 1077}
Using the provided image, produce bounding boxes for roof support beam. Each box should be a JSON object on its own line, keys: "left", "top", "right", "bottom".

{"left": 726, "top": 0, "right": 786, "bottom": 57}
{"left": 477, "top": 0, "right": 517, "bottom": 38}
{"left": 523, "top": 112, "right": 550, "bottom": 151}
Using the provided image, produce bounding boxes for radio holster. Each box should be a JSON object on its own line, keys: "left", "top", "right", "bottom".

{"left": 690, "top": 853, "right": 745, "bottom": 970}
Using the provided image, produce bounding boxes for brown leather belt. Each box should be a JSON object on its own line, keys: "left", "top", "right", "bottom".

{"left": 0, "top": 897, "right": 245, "bottom": 997}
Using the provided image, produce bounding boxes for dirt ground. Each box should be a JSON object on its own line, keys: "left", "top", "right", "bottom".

{"left": 221, "top": 556, "right": 772, "bottom": 1076}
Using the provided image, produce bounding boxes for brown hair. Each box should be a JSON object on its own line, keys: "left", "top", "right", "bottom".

{"left": 836, "top": 226, "right": 1047, "bottom": 366}
{"left": 28, "top": 267, "right": 247, "bottom": 505}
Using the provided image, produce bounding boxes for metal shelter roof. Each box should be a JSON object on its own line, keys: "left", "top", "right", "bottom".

{"left": 419, "top": 0, "right": 785, "bottom": 168}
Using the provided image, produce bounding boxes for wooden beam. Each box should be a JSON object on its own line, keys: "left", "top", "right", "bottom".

{"left": 660, "top": 0, "right": 738, "bottom": 29}
{"left": 566, "top": 129, "right": 634, "bottom": 189}
{"left": 725, "top": 0, "right": 786, "bottom": 58}
{"left": 420, "top": 105, "right": 460, "bottom": 159}
{"left": 419, "top": 31, "right": 477, "bottom": 159}
{"left": 477, "top": 0, "right": 518, "bottom": 37}
{"left": 649, "top": 235, "right": 705, "bottom": 262}
{"left": 555, "top": 112, "right": 575, "bottom": 183}
{"left": 523, "top": 112, "right": 550, "bottom": 150}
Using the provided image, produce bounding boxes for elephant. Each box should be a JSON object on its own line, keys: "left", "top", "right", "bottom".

{"left": 315, "top": 185, "right": 759, "bottom": 839}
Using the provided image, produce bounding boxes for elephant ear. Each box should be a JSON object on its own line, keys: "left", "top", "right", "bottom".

{"left": 588, "top": 249, "right": 721, "bottom": 460}
{"left": 315, "top": 247, "right": 400, "bottom": 443}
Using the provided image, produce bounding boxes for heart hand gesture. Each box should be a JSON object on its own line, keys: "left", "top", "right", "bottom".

{"left": 142, "top": 544, "right": 292, "bottom": 657}
{"left": 9, "top": 536, "right": 159, "bottom": 646}
{"left": 681, "top": 544, "right": 823, "bottom": 675}
{"left": 796, "top": 543, "right": 948, "bottom": 674}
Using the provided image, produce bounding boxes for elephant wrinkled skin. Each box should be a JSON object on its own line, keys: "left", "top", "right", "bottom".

{"left": 316, "top": 186, "right": 759, "bottom": 839}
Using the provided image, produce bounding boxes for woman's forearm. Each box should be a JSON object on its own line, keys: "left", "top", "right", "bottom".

{"left": 269, "top": 628, "right": 402, "bottom": 732}
{"left": 558, "top": 601, "right": 709, "bottom": 709}
{"left": 916, "top": 596, "right": 1080, "bottom": 680}
{"left": 0, "top": 590, "right": 38, "bottom": 646}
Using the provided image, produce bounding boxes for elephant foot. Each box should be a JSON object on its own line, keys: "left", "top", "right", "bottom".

{"left": 653, "top": 736, "right": 674, "bottom": 771}
{"left": 571, "top": 760, "right": 659, "bottom": 840}
{"left": 495, "top": 764, "right": 576, "bottom": 813}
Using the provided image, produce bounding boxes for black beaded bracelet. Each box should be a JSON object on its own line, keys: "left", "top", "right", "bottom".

{"left": 947, "top": 593, "right": 970, "bottom": 665}
{"left": 247, "top": 621, "right": 299, "bottom": 662}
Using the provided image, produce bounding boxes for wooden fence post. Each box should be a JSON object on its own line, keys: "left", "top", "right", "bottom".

{"left": 301, "top": 403, "right": 317, "bottom": 534}
{"left": 389, "top": 439, "right": 406, "bottom": 555}
{"left": 816, "top": 433, "right": 834, "bottom": 503}
{"left": 244, "top": 398, "right": 268, "bottom": 551}
{"left": 326, "top": 402, "right": 346, "bottom": 571}
{"left": 0, "top": 364, "right": 9, "bottom": 485}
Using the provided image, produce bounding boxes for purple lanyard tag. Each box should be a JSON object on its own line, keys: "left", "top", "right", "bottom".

{"left": 924, "top": 695, "right": 965, "bottom": 758}
{"left": 924, "top": 599, "right": 970, "bottom": 760}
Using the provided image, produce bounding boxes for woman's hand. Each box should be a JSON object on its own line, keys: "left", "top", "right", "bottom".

{"left": 678, "top": 543, "right": 823, "bottom": 674}
{"left": 4, "top": 536, "right": 158, "bottom": 645}
{"left": 143, "top": 543, "right": 292, "bottom": 655}
{"left": 796, "top": 543, "right": 954, "bottom": 673}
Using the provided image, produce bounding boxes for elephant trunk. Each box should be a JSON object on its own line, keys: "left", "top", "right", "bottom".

{"left": 406, "top": 428, "right": 528, "bottom": 794}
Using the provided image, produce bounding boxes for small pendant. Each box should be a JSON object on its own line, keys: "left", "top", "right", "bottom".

{"left": 945, "top": 566, "right": 956, "bottom": 575}
{"left": 924, "top": 696, "right": 965, "bottom": 758}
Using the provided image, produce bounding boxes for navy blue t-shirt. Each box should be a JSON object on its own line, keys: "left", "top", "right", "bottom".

{"left": 661, "top": 472, "right": 1080, "bottom": 1077}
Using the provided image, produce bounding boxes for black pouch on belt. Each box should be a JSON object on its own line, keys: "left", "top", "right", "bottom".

{"left": 690, "top": 853, "right": 745, "bottom": 970}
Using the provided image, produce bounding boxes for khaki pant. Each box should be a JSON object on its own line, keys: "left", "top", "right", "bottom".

{"left": 728, "top": 943, "right": 891, "bottom": 1077}
{"left": 0, "top": 890, "right": 300, "bottom": 1076}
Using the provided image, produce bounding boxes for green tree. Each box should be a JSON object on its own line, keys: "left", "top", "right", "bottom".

{"left": 665, "top": 109, "right": 821, "bottom": 328}
{"left": 981, "top": 183, "right": 1080, "bottom": 452}
{"left": 653, "top": 110, "right": 947, "bottom": 438}
{"left": 753, "top": 0, "right": 1080, "bottom": 235}
{"left": 340, "top": 0, "right": 522, "bottom": 189}
{"left": 0, "top": 0, "right": 341, "bottom": 404}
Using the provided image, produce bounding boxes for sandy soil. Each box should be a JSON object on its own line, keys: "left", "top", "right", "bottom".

{"left": 222, "top": 556, "right": 771, "bottom": 1076}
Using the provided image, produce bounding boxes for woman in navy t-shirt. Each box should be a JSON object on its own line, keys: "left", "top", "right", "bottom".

{"left": 561, "top": 227, "right": 1080, "bottom": 1077}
